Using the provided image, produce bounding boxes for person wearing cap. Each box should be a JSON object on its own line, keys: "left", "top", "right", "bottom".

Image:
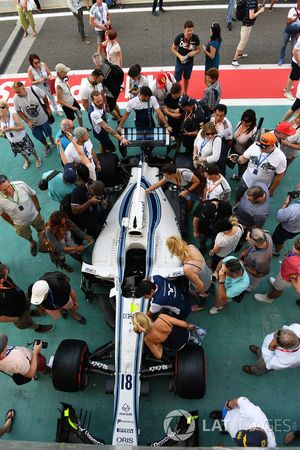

{"left": 209, "top": 256, "right": 249, "bottom": 314}
{"left": 0, "top": 333, "right": 51, "bottom": 379}
{"left": 71, "top": 180, "right": 107, "bottom": 238}
{"left": 233, "top": 183, "right": 270, "bottom": 229}
{"left": 64, "top": 127, "right": 101, "bottom": 181}
{"left": 275, "top": 121, "right": 300, "bottom": 167}
{"left": 67, "top": 0, "right": 90, "bottom": 45}
{"left": 89, "top": 0, "right": 111, "bottom": 56}
{"left": 79, "top": 70, "right": 105, "bottom": 112}
{"left": 254, "top": 238, "right": 300, "bottom": 304}
{"left": 117, "top": 86, "right": 172, "bottom": 133}
{"left": 13, "top": 81, "right": 55, "bottom": 159}
{"left": 150, "top": 72, "right": 175, "bottom": 107}
{"left": 243, "top": 323, "right": 300, "bottom": 375}
{"left": 179, "top": 95, "right": 211, "bottom": 153}
{"left": 209, "top": 397, "right": 276, "bottom": 446}
{"left": 239, "top": 228, "right": 273, "bottom": 291}
{"left": 172, "top": 20, "right": 201, "bottom": 94}
{"left": 55, "top": 64, "right": 83, "bottom": 127}
{"left": 0, "top": 263, "right": 54, "bottom": 333}
{"left": 29, "top": 272, "right": 86, "bottom": 323}
{"left": 39, "top": 163, "right": 77, "bottom": 203}
{"left": 232, "top": 132, "right": 287, "bottom": 203}
{"left": 271, "top": 190, "right": 300, "bottom": 256}
{"left": 89, "top": 90, "right": 129, "bottom": 153}
{"left": 0, "top": 176, "right": 44, "bottom": 257}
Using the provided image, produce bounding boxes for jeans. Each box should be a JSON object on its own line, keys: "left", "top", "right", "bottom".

{"left": 227, "top": 0, "right": 236, "bottom": 24}
{"left": 73, "top": 7, "right": 86, "bottom": 40}
{"left": 31, "top": 121, "right": 52, "bottom": 143}
{"left": 279, "top": 31, "right": 298, "bottom": 63}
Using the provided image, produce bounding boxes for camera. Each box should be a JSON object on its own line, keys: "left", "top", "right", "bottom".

{"left": 288, "top": 189, "right": 300, "bottom": 200}
{"left": 34, "top": 339, "right": 48, "bottom": 349}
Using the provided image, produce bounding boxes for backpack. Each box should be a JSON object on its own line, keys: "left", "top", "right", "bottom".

{"left": 236, "top": 0, "right": 247, "bottom": 21}
{"left": 104, "top": 59, "right": 124, "bottom": 87}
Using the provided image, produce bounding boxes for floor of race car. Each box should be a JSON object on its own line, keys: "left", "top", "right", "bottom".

{"left": 0, "top": 105, "right": 299, "bottom": 446}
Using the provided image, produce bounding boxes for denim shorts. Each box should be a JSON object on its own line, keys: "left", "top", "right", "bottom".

{"left": 174, "top": 61, "right": 193, "bottom": 81}
{"left": 31, "top": 120, "right": 52, "bottom": 141}
{"left": 96, "top": 30, "right": 105, "bottom": 44}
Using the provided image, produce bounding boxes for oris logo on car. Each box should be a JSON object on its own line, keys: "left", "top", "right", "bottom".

{"left": 116, "top": 437, "right": 134, "bottom": 444}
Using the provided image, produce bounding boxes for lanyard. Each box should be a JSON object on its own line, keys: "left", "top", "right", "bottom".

{"left": 256, "top": 150, "right": 274, "bottom": 168}
{"left": 98, "top": 5, "right": 104, "bottom": 19}
{"left": 0, "top": 184, "right": 20, "bottom": 205}
{"left": 199, "top": 139, "right": 209, "bottom": 154}
{"left": 206, "top": 179, "right": 222, "bottom": 195}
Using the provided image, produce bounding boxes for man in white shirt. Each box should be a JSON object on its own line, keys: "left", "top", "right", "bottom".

{"left": 89, "top": 90, "right": 128, "bottom": 153}
{"left": 89, "top": 0, "right": 111, "bottom": 55}
{"left": 203, "top": 163, "right": 231, "bottom": 201}
{"left": 210, "top": 397, "right": 276, "bottom": 447}
{"left": 211, "top": 103, "right": 233, "bottom": 149}
{"left": 243, "top": 323, "right": 300, "bottom": 375}
{"left": 233, "top": 132, "right": 287, "bottom": 202}
{"left": 67, "top": 0, "right": 90, "bottom": 44}
{"left": 79, "top": 69, "right": 104, "bottom": 111}
{"left": 0, "top": 175, "right": 44, "bottom": 256}
{"left": 65, "top": 127, "right": 100, "bottom": 180}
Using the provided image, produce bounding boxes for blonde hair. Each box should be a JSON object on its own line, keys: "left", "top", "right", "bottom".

{"left": 229, "top": 215, "right": 239, "bottom": 227}
{"left": 132, "top": 312, "right": 152, "bottom": 335}
{"left": 200, "top": 121, "right": 217, "bottom": 138}
{"left": 166, "top": 235, "right": 191, "bottom": 262}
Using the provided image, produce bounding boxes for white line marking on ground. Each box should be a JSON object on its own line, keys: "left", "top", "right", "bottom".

{"left": 5, "top": 17, "right": 47, "bottom": 74}
{"left": 0, "top": 4, "right": 295, "bottom": 21}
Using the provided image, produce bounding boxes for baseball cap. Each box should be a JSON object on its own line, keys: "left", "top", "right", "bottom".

{"left": 74, "top": 127, "right": 87, "bottom": 142}
{"left": 259, "top": 132, "right": 277, "bottom": 147}
{"left": 156, "top": 72, "right": 167, "bottom": 89}
{"left": 63, "top": 163, "right": 77, "bottom": 183}
{"left": 234, "top": 429, "right": 268, "bottom": 447}
{"left": 0, "top": 334, "right": 8, "bottom": 353}
{"left": 31, "top": 280, "right": 50, "bottom": 305}
{"left": 179, "top": 94, "right": 196, "bottom": 107}
{"left": 55, "top": 63, "right": 71, "bottom": 73}
{"left": 275, "top": 121, "right": 297, "bottom": 136}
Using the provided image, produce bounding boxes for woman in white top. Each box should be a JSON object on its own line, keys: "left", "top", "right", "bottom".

{"left": 231, "top": 109, "right": 257, "bottom": 180}
{"left": 166, "top": 235, "right": 212, "bottom": 312}
{"left": 0, "top": 100, "right": 40, "bottom": 170}
{"left": 209, "top": 216, "right": 243, "bottom": 270}
{"left": 193, "top": 122, "right": 222, "bottom": 168}
{"left": 28, "top": 53, "right": 61, "bottom": 116}
{"left": 103, "top": 30, "right": 122, "bottom": 67}
{"left": 55, "top": 63, "right": 83, "bottom": 127}
{"left": 128, "top": 64, "right": 149, "bottom": 98}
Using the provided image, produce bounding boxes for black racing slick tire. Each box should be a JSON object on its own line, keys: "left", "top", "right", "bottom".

{"left": 174, "top": 344, "right": 206, "bottom": 399}
{"left": 52, "top": 339, "right": 89, "bottom": 392}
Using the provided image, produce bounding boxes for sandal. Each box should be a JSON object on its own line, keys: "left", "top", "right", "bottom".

{"left": 5, "top": 409, "right": 16, "bottom": 433}
{"left": 30, "top": 241, "right": 38, "bottom": 257}
{"left": 23, "top": 160, "right": 30, "bottom": 170}
{"left": 71, "top": 312, "right": 86, "bottom": 324}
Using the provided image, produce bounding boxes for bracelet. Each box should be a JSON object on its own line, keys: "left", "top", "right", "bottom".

{"left": 219, "top": 281, "right": 225, "bottom": 284}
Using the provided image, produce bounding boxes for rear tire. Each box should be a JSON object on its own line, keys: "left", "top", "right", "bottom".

{"left": 52, "top": 339, "right": 89, "bottom": 392}
{"left": 174, "top": 344, "right": 206, "bottom": 399}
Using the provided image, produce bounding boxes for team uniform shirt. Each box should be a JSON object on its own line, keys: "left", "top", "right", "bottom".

{"left": 224, "top": 397, "right": 276, "bottom": 447}
{"left": 149, "top": 275, "right": 189, "bottom": 317}
{"left": 126, "top": 95, "right": 160, "bottom": 129}
{"left": 89, "top": 2, "right": 109, "bottom": 31}
{"left": 0, "top": 346, "right": 32, "bottom": 376}
{"left": 14, "top": 87, "right": 48, "bottom": 126}
{"left": 280, "top": 252, "right": 300, "bottom": 281}
{"left": 64, "top": 139, "right": 96, "bottom": 180}
{"left": 242, "top": 143, "right": 287, "bottom": 188}
{"left": 234, "top": 182, "right": 270, "bottom": 228}
{"left": 205, "top": 175, "right": 231, "bottom": 201}
{"left": 222, "top": 256, "right": 250, "bottom": 298}
{"left": 173, "top": 33, "right": 200, "bottom": 65}
{"left": 79, "top": 78, "right": 103, "bottom": 103}
{"left": 41, "top": 170, "right": 75, "bottom": 202}
{"left": 261, "top": 323, "right": 300, "bottom": 370}
{"left": 0, "top": 277, "right": 27, "bottom": 317}
{"left": 89, "top": 103, "right": 107, "bottom": 134}
{"left": 0, "top": 181, "right": 37, "bottom": 225}
{"left": 244, "top": 232, "right": 273, "bottom": 275}
{"left": 276, "top": 202, "right": 300, "bottom": 233}
{"left": 211, "top": 116, "right": 233, "bottom": 141}
{"left": 194, "top": 133, "right": 222, "bottom": 163}
{"left": 292, "top": 35, "right": 300, "bottom": 64}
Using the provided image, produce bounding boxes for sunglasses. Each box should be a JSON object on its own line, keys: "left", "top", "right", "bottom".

{"left": 0, "top": 175, "right": 8, "bottom": 184}
{"left": 206, "top": 132, "right": 215, "bottom": 136}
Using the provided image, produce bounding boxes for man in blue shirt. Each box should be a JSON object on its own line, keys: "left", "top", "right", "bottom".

{"left": 55, "top": 119, "right": 74, "bottom": 154}
{"left": 135, "top": 275, "right": 190, "bottom": 319}
{"left": 209, "top": 256, "right": 249, "bottom": 314}
{"left": 40, "top": 164, "right": 77, "bottom": 203}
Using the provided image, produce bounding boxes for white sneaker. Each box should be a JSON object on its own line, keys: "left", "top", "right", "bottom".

{"left": 284, "top": 91, "right": 295, "bottom": 101}
{"left": 23, "top": 160, "right": 30, "bottom": 170}
{"left": 209, "top": 306, "right": 224, "bottom": 315}
{"left": 254, "top": 293, "right": 273, "bottom": 304}
{"left": 269, "top": 277, "right": 275, "bottom": 287}
{"left": 47, "top": 355, "right": 54, "bottom": 369}
{"left": 238, "top": 53, "right": 248, "bottom": 58}
{"left": 232, "top": 60, "right": 240, "bottom": 67}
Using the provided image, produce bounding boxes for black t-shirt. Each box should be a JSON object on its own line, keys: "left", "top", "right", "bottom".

{"left": 28, "top": 272, "right": 71, "bottom": 310}
{"left": 182, "top": 101, "right": 211, "bottom": 132}
{"left": 193, "top": 201, "right": 219, "bottom": 234}
{"left": 243, "top": 0, "right": 258, "bottom": 26}
{"left": 173, "top": 33, "right": 200, "bottom": 64}
{"left": 71, "top": 183, "right": 98, "bottom": 227}
{"left": 0, "top": 277, "right": 27, "bottom": 317}
{"left": 164, "top": 93, "right": 181, "bottom": 133}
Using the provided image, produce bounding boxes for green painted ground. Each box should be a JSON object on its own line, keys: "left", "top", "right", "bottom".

{"left": 0, "top": 105, "right": 299, "bottom": 446}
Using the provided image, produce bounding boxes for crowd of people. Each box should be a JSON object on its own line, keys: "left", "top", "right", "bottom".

{"left": 1, "top": 0, "right": 300, "bottom": 446}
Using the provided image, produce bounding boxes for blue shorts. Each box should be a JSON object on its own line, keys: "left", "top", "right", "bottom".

{"left": 31, "top": 121, "right": 52, "bottom": 142}
{"left": 174, "top": 61, "right": 193, "bottom": 81}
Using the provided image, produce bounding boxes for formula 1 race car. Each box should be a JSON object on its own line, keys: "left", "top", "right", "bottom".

{"left": 51, "top": 156, "right": 206, "bottom": 446}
